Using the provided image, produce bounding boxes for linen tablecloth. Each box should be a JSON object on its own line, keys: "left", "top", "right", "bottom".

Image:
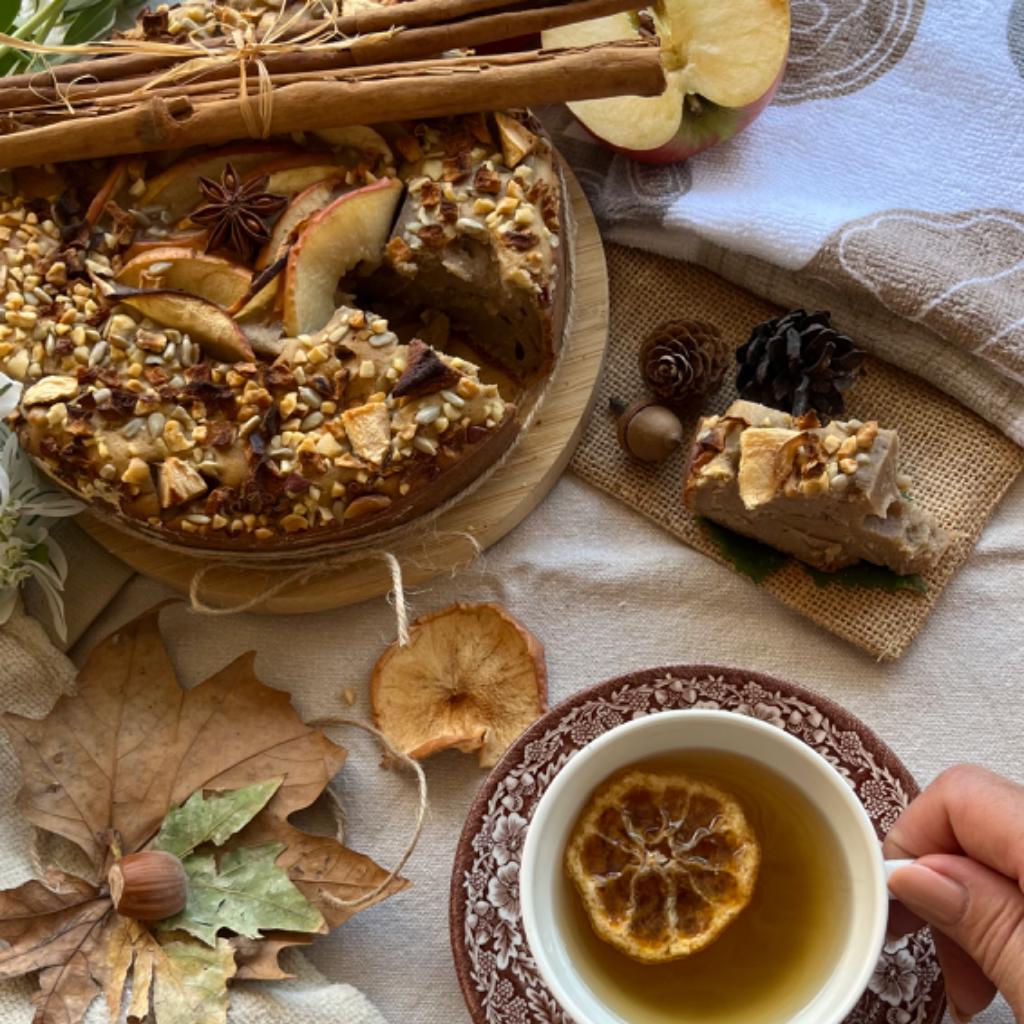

{"left": 73, "top": 471, "right": 1024, "bottom": 1024}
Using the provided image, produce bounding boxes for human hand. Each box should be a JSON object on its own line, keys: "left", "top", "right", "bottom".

{"left": 884, "top": 765, "right": 1024, "bottom": 1023}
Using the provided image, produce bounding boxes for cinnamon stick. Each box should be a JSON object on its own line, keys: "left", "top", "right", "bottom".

{"left": 0, "top": 43, "right": 665, "bottom": 168}
{"left": 0, "top": 0, "right": 642, "bottom": 112}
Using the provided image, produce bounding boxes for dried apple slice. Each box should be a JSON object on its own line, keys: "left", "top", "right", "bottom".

{"left": 370, "top": 603, "right": 547, "bottom": 768}
{"left": 140, "top": 144, "right": 296, "bottom": 223}
{"left": 117, "top": 248, "right": 252, "bottom": 308}
{"left": 122, "top": 230, "right": 208, "bottom": 261}
{"left": 118, "top": 290, "right": 254, "bottom": 363}
{"left": 255, "top": 178, "right": 345, "bottom": 270}
{"left": 312, "top": 125, "right": 394, "bottom": 167}
{"left": 282, "top": 177, "right": 403, "bottom": 336}
{"left": 244, "top": 158, "right": 345, "bottom": 198}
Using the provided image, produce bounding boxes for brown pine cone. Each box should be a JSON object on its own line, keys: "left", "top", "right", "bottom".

{"left": 638, "top": 320, "right": 729, "bottom": 407}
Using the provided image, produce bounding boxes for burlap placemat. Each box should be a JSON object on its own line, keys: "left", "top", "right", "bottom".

{"left": 571, "top": 245, "right": 1024, "bottom": 661}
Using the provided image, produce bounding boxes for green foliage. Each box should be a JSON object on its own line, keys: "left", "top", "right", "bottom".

{"left": 0, "top": 0, "right": 136, "bottom": 78}
{"left": 804, "top": 563, "right": 927, "bottom": 595}
{"left": 701, "top": 518, "right": 927, "bottom": 594}
{"left": 160, "top": 843, "right": 325, "bottom": 947}
{"left": 700, "top": 518, "right": 788, "bottom": 584}
{"left": 155, "top": 778, "right": 282, "bottom": 860}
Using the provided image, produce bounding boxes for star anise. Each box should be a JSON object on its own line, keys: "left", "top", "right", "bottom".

{"left": 191, "top": 163, "right": 286, "bottom": 262}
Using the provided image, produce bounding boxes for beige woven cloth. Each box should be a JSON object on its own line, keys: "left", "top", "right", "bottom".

{"left": 0, "top": 603, "right": 390, "bottom": 1024}
{"left": 570, "top": 245, "right": 1024, "bottom": 660}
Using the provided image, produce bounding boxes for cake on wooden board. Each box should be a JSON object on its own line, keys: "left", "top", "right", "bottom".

{"left": 0, "top": 113, "right": 567, "bottom": 549}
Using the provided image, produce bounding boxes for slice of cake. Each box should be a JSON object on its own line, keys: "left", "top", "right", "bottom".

{"left": 684, "top": 400, "right": 948, "bottom": 575}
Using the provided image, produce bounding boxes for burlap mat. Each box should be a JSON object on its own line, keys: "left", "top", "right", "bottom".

{"left": 570, "top": 245, "right": 1024, "bottom": 661}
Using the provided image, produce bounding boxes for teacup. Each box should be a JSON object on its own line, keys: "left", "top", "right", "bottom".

{"left": 520, "top": 710, "right": 910, "bottom": 1024}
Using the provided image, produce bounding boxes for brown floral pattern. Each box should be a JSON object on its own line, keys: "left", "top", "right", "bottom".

{"left": 450, "top": 666, "right": 946, "bottom": 1024}
{"left": 778, "top": 0, "right": 927, "bottom": 105}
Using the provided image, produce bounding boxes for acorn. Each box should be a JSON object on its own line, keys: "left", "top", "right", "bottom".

{"left": 108, "top": 850, "right": 188, "bottom": 921}
{"left": 614, "top": 399, "right": 684, "bottom": 463}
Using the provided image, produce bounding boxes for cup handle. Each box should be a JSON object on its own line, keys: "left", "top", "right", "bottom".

{"left": 884, "top": 858, "right": 916, "bottom": 884}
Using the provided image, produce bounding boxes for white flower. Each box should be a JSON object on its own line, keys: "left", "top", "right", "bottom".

{"left": 869, "top": 939, "right": 919, "bottom": 1006}
{"left": 487, "top": 862, "right": 520, "bottom": 924}
{"left": 0, "top": 381, "right": 83, "bottom": 640}
{"left": 491, "top": 812, "right": 528, "bottom": 867}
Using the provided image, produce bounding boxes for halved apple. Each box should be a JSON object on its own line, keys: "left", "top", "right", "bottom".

{"left": 282, "top": 178, "right": 403, "bottom": 336}
{"left": 118, "top": 290, "right": 254, "bottom": 363}
{"left": 139, "top": 143, "right": 297, "bottom": 223}
{"left": 542, "top": 1, "right": 790, "bottom": 163}
{"left": 312, "top": 126, "right": 394, "bottom": 167}
{"left": 117, "top": 248, "right": 252, "bottom": 309}
{"left": 254, "top": 177, "right": 345, "bottom": 270}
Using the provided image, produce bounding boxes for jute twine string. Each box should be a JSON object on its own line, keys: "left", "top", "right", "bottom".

{"left": 0, "top": 0, "right": 396, "bottom": 137}
{"left": 308, "top": 715, "right": 428, "bottom": 911}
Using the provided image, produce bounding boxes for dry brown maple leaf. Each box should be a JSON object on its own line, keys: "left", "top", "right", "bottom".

{"left": 0, "top": 604, "right": 407, "bottom": 1024}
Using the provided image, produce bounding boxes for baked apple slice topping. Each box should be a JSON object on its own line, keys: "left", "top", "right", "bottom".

{"left": 116, "top": 248, "right": 252, "bottom": 308}
{"left": 282, "top": 177, "right": 404, "bottom": 336}
{"left": 117, "top": 290, "right": 255, "bottom": 363}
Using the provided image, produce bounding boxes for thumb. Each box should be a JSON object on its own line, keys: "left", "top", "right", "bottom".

{"left": 889, "top": 854, "right": 1024, "bottom": 1016}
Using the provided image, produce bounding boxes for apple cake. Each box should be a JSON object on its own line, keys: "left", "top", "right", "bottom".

{"left": 0, "top": 113, "right": 567, "bottom": 548}
{"left": 684, "top": 400, "right": 948, "bottom": 575}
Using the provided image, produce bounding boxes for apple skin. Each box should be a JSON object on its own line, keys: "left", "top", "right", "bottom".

{"left": 590, "top": 60, "right": 786, "bottom": 165}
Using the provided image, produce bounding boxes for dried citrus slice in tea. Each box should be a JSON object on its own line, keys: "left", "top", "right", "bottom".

{"left": 565, "top": 769, "right": 760, "bottom": 962}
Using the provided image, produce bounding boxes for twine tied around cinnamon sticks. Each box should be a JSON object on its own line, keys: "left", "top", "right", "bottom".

{"left": 0, "top": 0, "right": 665, "bottom": 167}
{"left": 0, "top": 0, "right": 397, "bottom": 139}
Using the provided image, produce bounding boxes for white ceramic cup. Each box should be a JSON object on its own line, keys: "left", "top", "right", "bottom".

{"left": 520, "top": 710, "right": 910, "bottom": 1024}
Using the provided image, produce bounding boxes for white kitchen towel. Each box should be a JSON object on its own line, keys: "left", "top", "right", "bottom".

{"left": 543, "top": 0, "right": 1024, "bottom": 443}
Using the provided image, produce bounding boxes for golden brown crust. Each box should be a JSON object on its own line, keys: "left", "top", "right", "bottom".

{"left": 0, "top": 113, "right": 566, "bottom": 552}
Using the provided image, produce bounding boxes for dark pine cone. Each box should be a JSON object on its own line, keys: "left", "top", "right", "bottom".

{"left": 638, "top": 320, "right": 728, "bottom": 407}
{"left": 735, "top": 309, "right": 864, "bottom": 420}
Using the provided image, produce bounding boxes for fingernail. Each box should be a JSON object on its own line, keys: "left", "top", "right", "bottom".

{"left": 887, "top": 863, "right": 968, "bottom": 928}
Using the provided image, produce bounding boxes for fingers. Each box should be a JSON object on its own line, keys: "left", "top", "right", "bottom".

{"left": 930, "top": 932, "right": 998, "bottom": 1022}
{"left": 886, "top": 900, "right": 925, "bottom": 939}
{"left": 884, "top": 765, "right": 1024, "bottom": 883}
{"left": 888, "top": 855, "right": 1024, "bottom": 1018}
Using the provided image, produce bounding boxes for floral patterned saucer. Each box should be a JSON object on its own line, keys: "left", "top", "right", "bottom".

{"left": 449, "top": 665, "right": 946, "bottom": 1024}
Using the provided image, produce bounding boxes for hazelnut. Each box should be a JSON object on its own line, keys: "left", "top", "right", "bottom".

{"left": 615, "top": 400, "right": 684, "bottom": 463}
{"left": 108, "top": 850, "right": 188, "bottom": 921}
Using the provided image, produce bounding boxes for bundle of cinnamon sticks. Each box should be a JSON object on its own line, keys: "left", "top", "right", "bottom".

{"left": 0, "top": 0, "right": 666, "bottom": 168}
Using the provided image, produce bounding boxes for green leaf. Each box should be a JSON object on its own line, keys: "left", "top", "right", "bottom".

{"left": 154, "top": 778, "right": 283, "bottom": 860}
{"left": 152, "top": 937, "right": 236, "bottom": 1024}
{"left": 62, "top": 1, "right": 115, "bottom": 45}
{"left": 0, "top": 0, "right": 20, "bottom": 34}
{"left": 700, "top": 518, "right": 788, "bottom": 585}
{"left": 700, "top": 518, "right": 926, "bottom": 594}
{"left": 160, "top": 843, "right": 325, "bottom": 947}
{"left": 803, "top": 563, "right": 927, "bottom": 595}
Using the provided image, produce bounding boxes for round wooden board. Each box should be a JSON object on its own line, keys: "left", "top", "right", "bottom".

{"left": 79, "top": 172, "right": 607, "bottom": 614}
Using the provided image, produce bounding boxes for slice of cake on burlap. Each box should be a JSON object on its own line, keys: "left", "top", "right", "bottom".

{"left": 684, "top": 400, "right": 948, "bottom": 575}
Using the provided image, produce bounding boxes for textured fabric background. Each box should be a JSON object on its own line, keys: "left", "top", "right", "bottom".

{"left": 542, "top": 0, "right": 1024, "bottom": 444}
{"left": 73, "top": 468, "right": 1024, "bottom": 1024}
